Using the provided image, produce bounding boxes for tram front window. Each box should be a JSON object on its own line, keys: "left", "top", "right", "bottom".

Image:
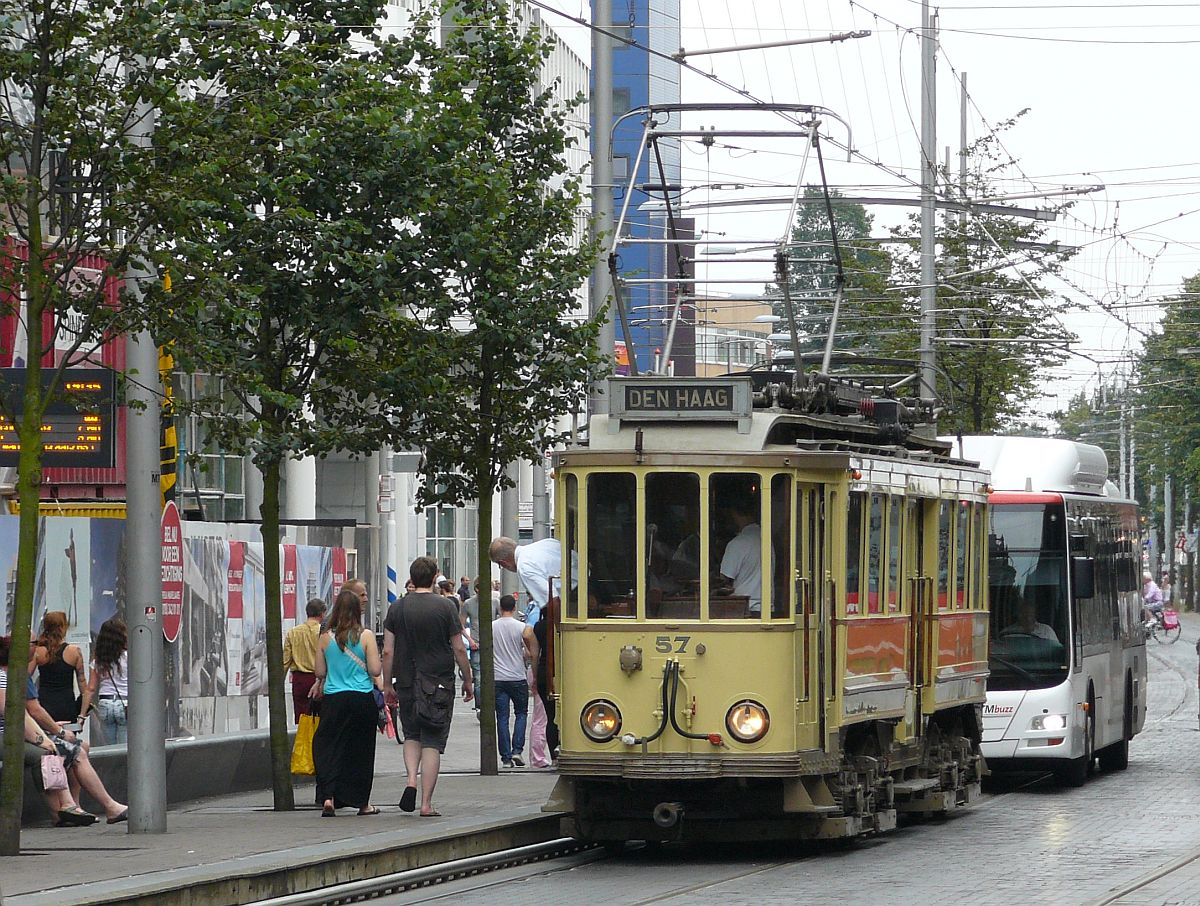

{"left": 646, "top": 473, "right": 700, "bottom": 619}
{"left": 988, "top": 505, "right": 1070, "bottom": 690}
{"left": 587, "top": 472, "right": 637, "bottom": 618}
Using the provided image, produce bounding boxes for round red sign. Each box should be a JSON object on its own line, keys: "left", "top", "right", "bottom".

{"left": 161, "top": 501, "right": 184, "bottom": 643}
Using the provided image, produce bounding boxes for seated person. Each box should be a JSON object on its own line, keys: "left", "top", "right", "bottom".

{"left": 716, "top": 498, "right": 763, "bottom": 614}
{"left": 1000, "top": 600, "right": 1059, "bottom": 643}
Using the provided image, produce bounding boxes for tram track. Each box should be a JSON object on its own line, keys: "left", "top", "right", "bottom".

{"left": 244, "top": 838, "right": 602, "bottom": 906}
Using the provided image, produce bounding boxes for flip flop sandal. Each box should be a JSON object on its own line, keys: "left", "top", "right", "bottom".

{"left": 399, "top": 786, "right": 417, "bottom": 813}
{"left": 57, "top": 808, "right": 98, "bottom": 827}
{"left": 357, "top": 806, "right": 381, "bottom": 816}
{"left": 321, "top": 803, "right": 336, "bottom": 818}
{"left": 419, "top": 810, "right": 442, "bottom": 818}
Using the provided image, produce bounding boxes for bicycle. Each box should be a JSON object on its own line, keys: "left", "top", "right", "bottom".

{"left": 1144, "top": 608, "right": 1183, "bottom": 644}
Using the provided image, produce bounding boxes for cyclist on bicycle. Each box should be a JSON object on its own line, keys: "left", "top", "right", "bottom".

{"left": 1143, "top": 572, "right": 1165, "bottom": 625}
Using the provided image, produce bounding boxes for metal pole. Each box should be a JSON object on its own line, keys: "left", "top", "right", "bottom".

{"left": 124, "top": 69, "right": 166, "bottom": 834}
{"left": 590, "top": 0, "right": 614, "bottom": 413}
{"left": 532, "top": 455, "right": 550, "bottom": 541}
{"left": 1166, "top": 474, "right": 1175, "bottom": 593}
{"left": 1119, "top": 404, "right": 1128, "bottom": 498}
{"left": 500, "top": 462, "right": 520, "bottom": 597}
{"left": 919, "top": 0, "right": 938, "bottom": 402}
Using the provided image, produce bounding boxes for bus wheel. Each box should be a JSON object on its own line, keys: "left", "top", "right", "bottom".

{"left": 1099, "top": 694, "right": 1132, "bottom": 772}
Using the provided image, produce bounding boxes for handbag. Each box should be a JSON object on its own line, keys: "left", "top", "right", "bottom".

{"left": 40, "top": 753, "right": 69, "bottom": 791}
{"left": 414, "top": 672, "right": 453, "bottom": 731}
{"left": 290, "top": 713, "right": 319, "bottom": 775}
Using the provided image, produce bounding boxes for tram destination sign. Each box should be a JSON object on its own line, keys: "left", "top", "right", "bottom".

{"left": 0, "top": 368, "right": 116, "bottom": 468}
{"left": 609, "top": 377, "right": 753, "bottom": 423}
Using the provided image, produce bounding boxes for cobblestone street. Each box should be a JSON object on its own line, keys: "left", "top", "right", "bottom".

{"left": 384, "top": 621, "right": 1200, "bottom": 906}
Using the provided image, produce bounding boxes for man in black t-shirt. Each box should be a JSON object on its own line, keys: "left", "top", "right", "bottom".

{"left": 383, "top": 556, "right": 474, "bottom": 818}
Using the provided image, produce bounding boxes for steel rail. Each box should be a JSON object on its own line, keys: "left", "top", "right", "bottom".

{"left": 246, "top": 838, "right": 596, "bottom": 906}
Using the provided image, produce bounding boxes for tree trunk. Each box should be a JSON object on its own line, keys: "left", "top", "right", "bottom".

{"left": 259, "top": 456, "right": 295, "bottom": 810}
{"left": 476, "top": 466, "right": 499, "bottom": 776}
{"left": 0, "top": 246, "right": 48, "bottom": 854}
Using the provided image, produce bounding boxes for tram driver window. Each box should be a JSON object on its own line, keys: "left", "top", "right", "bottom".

{"left": 710, "top": 473, "right": 770, "bottom": 619}
{"left": 645, "top": 473, "right": 701, "bottom": 620}
{"left": 587, "top": 472, "right": 637, "bottom": 618}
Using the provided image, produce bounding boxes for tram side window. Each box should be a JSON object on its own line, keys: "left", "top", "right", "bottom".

{"left": 887, "top": 495, "right": 902, "bottom": 612}
{"left": 587, "top": 473, "right": 637, "bottom": 618}
{"left": 972, "top": 504, "right": 985, "bottom": 610}
{"left": 770, "top": 475, "right": 792, "bottom": 619}
{"left": 956, "top": 501, "right": 970, "bottom": 608}
{"left": 645, "top": 472, "right": 701, "bottom": 620}
{"left": 937, "top": 501, "right": 951, "bottom": 609}
{"left": 565, "top": 474, "right": 579, "bottom": 618}
{"left": 711, "top": 473, "right": 767, "bottom": 619}
{"left": 867, "top": 494, "right": 883, "bottom": 614}
{"left": 846, "top": 492, "right": 863, "bottom": 614}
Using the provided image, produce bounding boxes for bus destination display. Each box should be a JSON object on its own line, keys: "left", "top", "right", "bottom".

{"left": 0, "top": 368, "right": 116, "bottom": 468}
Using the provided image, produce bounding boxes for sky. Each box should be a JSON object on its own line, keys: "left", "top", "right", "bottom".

{"left": 534, "top": 0, "right": 1200, "bottom": 422}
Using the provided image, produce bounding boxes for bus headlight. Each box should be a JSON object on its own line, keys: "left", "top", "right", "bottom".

{"left": 1031, "top": 713, "right": 1067, "bottom": 731}
{"left": 725, "top": 700, "right": 770, "bottom": 743}
{"left": 580, "top": 700, "right": 622, "bottom": 742}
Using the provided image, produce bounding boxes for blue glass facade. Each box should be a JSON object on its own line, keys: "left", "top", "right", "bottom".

{"left": 601, "top": 1, "right": 692, "bottom": 374}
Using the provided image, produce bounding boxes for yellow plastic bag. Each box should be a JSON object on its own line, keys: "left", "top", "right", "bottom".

{"left": 290, "top": 713, "right": 319, "bottom": 775}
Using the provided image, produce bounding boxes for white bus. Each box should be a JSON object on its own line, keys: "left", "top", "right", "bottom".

{"left": 951, "top": 437, "right": 1146, "bottom": 786}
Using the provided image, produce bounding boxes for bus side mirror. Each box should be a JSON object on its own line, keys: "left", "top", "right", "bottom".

{"left": 1071, "top": 556, "right": 1095, "bottom": 600}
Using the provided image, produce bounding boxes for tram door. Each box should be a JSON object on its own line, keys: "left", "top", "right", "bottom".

{"left": 795, "top": 484, "right": 825, "bottom": 750}
{"left": 906, "top": 497, "right": 931, "bottom": 739}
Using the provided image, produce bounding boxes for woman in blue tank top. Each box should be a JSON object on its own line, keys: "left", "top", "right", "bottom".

{"left": 313, "top": 586, "right": 384, "bottom": 816}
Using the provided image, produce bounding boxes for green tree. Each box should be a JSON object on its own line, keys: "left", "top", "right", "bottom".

{"left": 0, "top": 0, "right": 218, "bottom": 852}
{"left": 889, "top": 118, "right": 1077, "bottom": 432}
{"left": 409, "top": 0, "right": 605, "bottom": 775}
{"left": 1133, "top": 275, "right": 1200, "bottom": 489}
{"left": 771, "top": 188, "right": 900, "bottom": 364}
{"left": 152, "top": 3, "right": 439, "bottom": 810}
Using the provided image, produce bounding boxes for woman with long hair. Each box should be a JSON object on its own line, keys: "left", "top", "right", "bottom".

{"left": 86, "top": 618, "right": 129, "bottom": 745}
{"left": 312, "top": 587, "right": 384, "bottom": 816}
{"left": 32, "top": 611, "right": 87, "bottom": 725}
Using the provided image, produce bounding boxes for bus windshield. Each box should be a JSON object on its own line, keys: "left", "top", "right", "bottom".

{"left": 988, "top": 504, "right": 1070, "bottom": 691}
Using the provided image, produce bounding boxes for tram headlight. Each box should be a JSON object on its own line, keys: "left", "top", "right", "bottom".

{"left": 580, "top": 699, "right": 622, "bottom": 742}
{"left": 1031, "top": 713, "right": 1067, "bottom": 731}
{"left": 725, "top": 700, "right": 770, "bottom": 743}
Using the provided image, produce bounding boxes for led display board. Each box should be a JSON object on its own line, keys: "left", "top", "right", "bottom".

{"left": 0, "top": 368, "right": 116, "bottom": 468}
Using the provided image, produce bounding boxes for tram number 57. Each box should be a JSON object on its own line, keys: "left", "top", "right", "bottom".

{"left": 655, "top": 635, "right": 692, "bottom": 653}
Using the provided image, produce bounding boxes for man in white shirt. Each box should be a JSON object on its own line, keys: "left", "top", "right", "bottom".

{"left": 492, "top": 594, "right": 538, "bottom": 767}
{"left": 718, "top": 498, "right": 764, "bottom": 613}
{"left": 489, "top": 536, "right": 561, "bottom": 626}
{"left": 1000, "top": 598, "right": 1059, "bottom": 643}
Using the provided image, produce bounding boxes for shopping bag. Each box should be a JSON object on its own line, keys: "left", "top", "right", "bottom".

{"left": 290, "top": 713, "right": 319, "bottom": 775}
{"left": 41, "top": 754, "right": 69, "bottom": 791}
{"left": 383, "top": 705, "right": 397, "bottom": 739}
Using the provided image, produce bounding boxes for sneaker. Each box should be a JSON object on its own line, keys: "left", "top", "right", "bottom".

{"left": 511, "top": 754, "right": 525, "bottom": 767}
{"left": 502, "top": 758, "right": 513, "bottom": 768}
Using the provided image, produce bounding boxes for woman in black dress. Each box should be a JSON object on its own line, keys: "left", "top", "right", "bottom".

{"left": 33, "top": 611, "right": 88, "bottom": 725}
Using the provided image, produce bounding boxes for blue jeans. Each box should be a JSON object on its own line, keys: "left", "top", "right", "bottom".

{"left": 96, "top": 698, "right": 128, "bottom": 745}
{"left": 495, "top": 680, "right": 529, "bottom": 761}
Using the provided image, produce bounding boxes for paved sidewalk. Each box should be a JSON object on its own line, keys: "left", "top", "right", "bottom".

{"left": 0, "top": 697, "right": 560, "bottom": 905}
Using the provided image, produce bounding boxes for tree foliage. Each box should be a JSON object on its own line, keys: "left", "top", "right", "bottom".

{"left": 408, "top": 0, "right": 606, "bottom": 774}
{"left": 0, "top": 0, "right": 223, "bottom": 852}
{"left": 771, "top": 187, "right": 898, "bottom": 361}
{"left": 152, "top": 1, "right": 442, "bottom": 809}
{"left": 889, "top": 117, "right": 1078, "bottom": 433}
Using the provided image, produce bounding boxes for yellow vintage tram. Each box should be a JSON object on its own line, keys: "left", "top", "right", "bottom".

{"left": 544, "top": 373, "right": 990, "bottom": 843}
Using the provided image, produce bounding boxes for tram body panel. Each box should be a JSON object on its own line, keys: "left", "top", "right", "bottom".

{"left": 551, "top": 377, "right": 991, "bottom": 843}
{"left": 556, "top": 624, "right": 804, "bottom": 757}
